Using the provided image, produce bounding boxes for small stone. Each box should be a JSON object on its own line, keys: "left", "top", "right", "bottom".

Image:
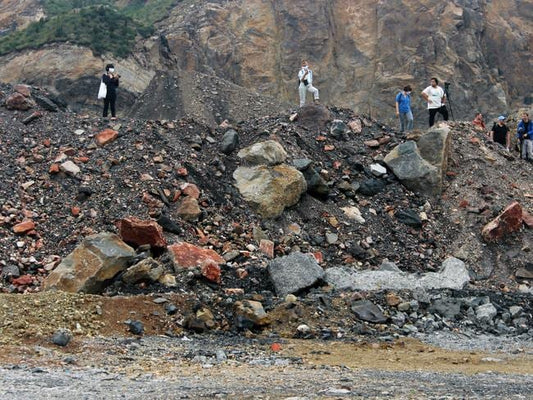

{"left": 127, "top": 320, "right": 144, "bottom": 335}
{"left": 95, "top": 129, "right": 118, "bottom": 146}
{"left": 13, "top": 220, "right": 35, "bottom": 234}
{"left": 51, "top": 329, "right": 72, "bottom": 347}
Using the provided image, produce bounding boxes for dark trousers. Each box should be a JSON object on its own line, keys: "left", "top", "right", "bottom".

{"left": 429, "top": 105, "right": 448, "bottom": 127}
{"left": 103, "top": 94, "right": 116, "bottom": 117}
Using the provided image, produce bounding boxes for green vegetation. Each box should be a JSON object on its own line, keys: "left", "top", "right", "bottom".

{"left": 0, "top": 1, "right": 179, "bottom": 58}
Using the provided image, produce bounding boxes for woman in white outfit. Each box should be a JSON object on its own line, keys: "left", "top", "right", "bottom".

{"left": 298, "top": 60, "right": 319, "bottom": 107}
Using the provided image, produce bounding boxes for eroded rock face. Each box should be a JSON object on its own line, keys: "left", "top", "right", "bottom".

{"left": 233, "top": 164, "right": 307, "bottom": 218}
{"left": 42, "top": 233, "right": 136, "bottom": 294}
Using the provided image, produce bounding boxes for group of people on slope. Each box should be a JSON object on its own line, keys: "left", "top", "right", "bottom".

{"left": 394, "top": 77, "right": 449, "bottom": 131}
{"left": 475, "top": 112, "right": 533, "bottom": 161}
{"left": 98, "top": 61, "right": 532, "bottom": 162}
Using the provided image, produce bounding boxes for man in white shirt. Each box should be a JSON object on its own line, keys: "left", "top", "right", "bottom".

{"left": 421, "top": 77, "right": 449, "bottom": 127}
{"left": 298, "top": 60, "right": 319, "bottom": 107}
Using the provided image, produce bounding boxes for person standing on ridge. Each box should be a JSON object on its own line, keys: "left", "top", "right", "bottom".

{"left": 472, "top": 112, "right": 486, "bottom": 131}
{"left": 421, "top": 77, "right": 448, "bottom": 127}
{"left": 517, "top": 112, "right": 533, "bottom": 160}
{"left": 490, "top": 115, "right": 510, "bottom": 151}
{"left": 298, "top": 60, "right": 319, "bottom": 107}
{"left": 102, "top": 63, "right": 120, "bottom": 120}
{"left": 395, "top": 85, "right": 413, "bottom": 132}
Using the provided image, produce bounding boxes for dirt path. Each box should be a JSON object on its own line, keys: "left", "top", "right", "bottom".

{"left": 1, "top": 292, "right": 532, "bottom": 399}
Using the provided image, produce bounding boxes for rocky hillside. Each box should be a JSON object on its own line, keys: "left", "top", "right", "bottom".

{"left": 0, "top": 0, "right": 531, "bottom": 126}
{"left": 1, "top": 82, "right": 532, "bottom": 343}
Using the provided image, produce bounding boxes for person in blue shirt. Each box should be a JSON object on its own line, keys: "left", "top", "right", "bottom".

{"left": 395, "top": 85, "right": 413, "bottom": 132}
{"left": 517, "top": 112, "right": 533, "bottom": 160}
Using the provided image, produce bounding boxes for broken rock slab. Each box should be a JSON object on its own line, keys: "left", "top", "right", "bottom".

{"left": 43, "top": 232, "right": 136, "bottom": 294}
{"left": 116, "top": 216, "right": 167, "bottom": 249}
{"left": 168, "top": 242, "right": 225, "bottom": 271}
{"left": 481, "top": 201, "right": 523, "bottom": 242}
{"left": 268, "top": 251, "right": 325, "bottom": 297}
{"left": 324, "top": 257, "right": 470, "bottom": 291}
{"left": 384, "top": 140, "right": 440, "bottom": 196}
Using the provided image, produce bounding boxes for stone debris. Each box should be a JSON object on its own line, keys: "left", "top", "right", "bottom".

{"left": 0, "top": 82, "right": 531, "bottom": 341}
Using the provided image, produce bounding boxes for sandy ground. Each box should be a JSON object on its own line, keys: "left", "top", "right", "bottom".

{"left": 0, "top": 292, "right": 532, "bottom": 399}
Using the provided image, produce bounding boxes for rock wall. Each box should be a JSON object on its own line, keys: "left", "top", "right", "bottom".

{"left": 0, "top": 0, "right": 530, "bottom": 124}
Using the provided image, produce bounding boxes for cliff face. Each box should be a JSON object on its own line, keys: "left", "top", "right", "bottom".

{"left": 0, "top": 0, "right": 531, "bottom": 124}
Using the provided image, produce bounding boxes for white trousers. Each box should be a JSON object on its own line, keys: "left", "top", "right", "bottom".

{"left": 299, "top": 83, "right": 319, "bottom": 107}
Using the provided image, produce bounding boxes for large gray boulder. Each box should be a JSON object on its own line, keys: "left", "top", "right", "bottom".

{"left": 237, "top": 140, "right": 287, "bottom": 166}
{"left": 233, "top": 164, "right": 307, "bottom": 218}
{"left": 268, "top": 252, "right": 324, "bottom": 297}
{"left": 384, "top": 126, "right": 450, "bottom": 196}
{"left": 324, "top": 257, "right": 470, "bottom": 291}
{"left": 416, "top": 126, "right": 451, "bottom": 172}
{"left": 43, "top": 232, "right": 136, "bottom": 294}
{"left": 384, "top": 140, "right": 440, "bottom": 196}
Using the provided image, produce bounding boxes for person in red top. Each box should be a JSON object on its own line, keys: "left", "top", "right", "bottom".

{"left": 472, "top": 113, "right": 485, "bottom": 130}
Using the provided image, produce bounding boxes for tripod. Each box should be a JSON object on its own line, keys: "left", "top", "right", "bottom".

{"left": 444, "top": 82, "right": 455, "bottom": 121}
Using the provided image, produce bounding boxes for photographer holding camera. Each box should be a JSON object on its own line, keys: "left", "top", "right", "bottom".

{"left": 517, "top": 112, "right": 533, "bottom": 161}
{"left": 102, "top": 63, "right": 120, "bottom": 120}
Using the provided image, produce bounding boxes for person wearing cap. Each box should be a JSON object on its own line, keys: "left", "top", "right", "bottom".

{"left": 395, "top": 85, "right": 413, "bottom": 132}
{"left": 490, "top": 116, "right": 510, "bottom": 150}
{"left": 102, "top": 63, "right": 120, "bottom": 119}
{"left": 516, "top": 112, "right": 533, "bottom": 160}
{"left": 421, "top": 77, "right": 448, "bottom": 127}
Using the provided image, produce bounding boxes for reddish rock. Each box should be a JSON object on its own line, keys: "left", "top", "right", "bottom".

{"left": 43, "top": 138, "right": 51, "bottom": 147}
{"left": 49, "top": 163, "right": 60, "bottom": 174}
{"left": 312, "top": 251, "right": 323, "bottom": 264}
{"left": 116, "top": 216, "right": 167, "bottom": 249}
{"left": 181, "top": 183, "right": 200, "bottom": 199}
{"left": 259, "top": 239, "right": 274, "bottom": 259}
{"left": 6, "top": 92, "right": 33, "bottom": 110}
{"left": 469, "top": 137, "right": 480, "bottom": 144}
{"left": 95, "top": 129, "right": 118, "bottom": 146}
{"left": 459, "top": 199, "right": 469, "bottom": 208}
{"left": 13, "top": 220, "right": 35, "bottom": 234}
{"left": 378, "top": 136, "right": 391, "bottom": 145}
{"left": 348, "top": 119, "right": 362, "bottom": 133}
{"left": 364, "top": 139, "right": 380, "bottom": 148}
{"left": 271, "top": 343, "right": 282, "bottom": 352}
{"left": 14, "top": 84, "right": 31, "bottom": 97}
{"left": 481, "top": 202, "right": 523, "bottom": 242}
{"left": 324, "top": 144, "right": 335, "bottom": 151}
{"left": 168, "top": 242, "right": 225, "bottom": 270}
{"left": 522, "top": 209, "right": 533, "bottom": 229}
{"left": 177, "top": 196, "right": 201, "bottom": 221}
{"left": 12, "top": 274, "right": 33, "bottom": 286}
{"left": 71, "top": 206, "right": 81, "bottom": 217}
{"left": 201, "top": 260, "right": 222, "bottom": 284}
{"left": 176, "top": 167, "right": 188, "bottom": 176}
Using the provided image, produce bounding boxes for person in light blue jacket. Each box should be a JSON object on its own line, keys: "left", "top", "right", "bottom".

{"left": 395, "top": 85, "right": 413, "bottom": 132}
